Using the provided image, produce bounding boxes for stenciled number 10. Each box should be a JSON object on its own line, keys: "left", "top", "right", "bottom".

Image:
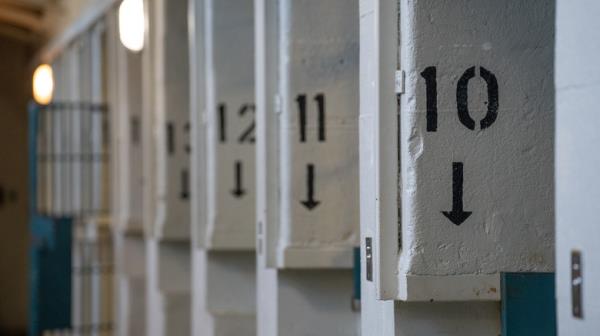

{"left": 421, "top": 66, "right": 499, "bottom": 132}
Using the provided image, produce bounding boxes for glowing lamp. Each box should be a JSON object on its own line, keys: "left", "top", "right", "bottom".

{"left": 119, "top": 0, "right": 145, "bottom": 52}
{"left": 33, "top": 64, "right": 54, "bottom": 105}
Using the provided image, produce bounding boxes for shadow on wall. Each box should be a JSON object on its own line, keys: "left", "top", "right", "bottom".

{"left": 0, "top": 36, "right": 34, "bottom": 336}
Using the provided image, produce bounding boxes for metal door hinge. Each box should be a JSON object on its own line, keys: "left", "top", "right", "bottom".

{"left": 366, "top": 237, "right": 373, "bottom": 282}
{"left": 274, "top": 94, "right": 282, "bottom": 114}
{"left": 395, "top": 70, "right": 405, "bottom": 94}
{"left": 572, "top": 250, "right": 583, "bottom": 319}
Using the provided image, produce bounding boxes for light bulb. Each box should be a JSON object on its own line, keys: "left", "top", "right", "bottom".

{"left": 119, "top": 0, "right": 145, "bottom": 52}
{"left": 33, "top": 64, "right": 54, "bottom": 105}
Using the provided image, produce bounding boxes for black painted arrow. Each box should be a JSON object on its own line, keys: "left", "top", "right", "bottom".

{"left": 180, "top": 169, "right": 190, "bottom": 200}
{"left": 301, "top": 164, "right": 320, "bottom": 210}
{"left": 231, "top": 161, "right": 246, "bottom": 198}
{"left": 441, "top": 162, "right": 472, "bottom": 225}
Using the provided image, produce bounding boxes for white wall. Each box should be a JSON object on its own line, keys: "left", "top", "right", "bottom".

{"left": 556, "top": 0, "right": 600, "bottom": 333}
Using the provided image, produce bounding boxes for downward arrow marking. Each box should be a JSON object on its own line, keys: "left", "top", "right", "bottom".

{"left": 301, "top": 164, "right": 320, "bottom": 210}
{"left": 441, "top": 162, "right": 472, "bottom": 225}
{"left": 231, "top": 161, "right": 246, "bottom": 198}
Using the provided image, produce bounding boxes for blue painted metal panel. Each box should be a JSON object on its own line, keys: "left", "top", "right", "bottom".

{"left": 501, "top": 272, "right": 556, "bottom": 336}
{"left": 352, "top": 246, "right": 361, "bottom": 311}
{"left": 28, "top": 103, "right": 72, "bottom": 336}
{"left": 30, "top": 216, "right": 73, "bottom": 335}
{"left": 353, "top": 246, "right": 360, "bottom": 301}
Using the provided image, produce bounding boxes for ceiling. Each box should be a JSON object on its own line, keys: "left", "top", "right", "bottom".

{"left": 0, "top": 0, "right": 58, "bottom": 44}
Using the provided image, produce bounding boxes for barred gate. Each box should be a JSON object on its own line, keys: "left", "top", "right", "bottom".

{"left": 32, "top": 100, "right": 114, "bottom": 336}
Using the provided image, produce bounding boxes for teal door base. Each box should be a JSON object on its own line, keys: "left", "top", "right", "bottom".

{"left": 29, "top": 216, "right": 72, "bottom": 336}
{"left": 501, "top": 272, "right": 556, "bottom": 336}
{"left": 28, "top": 103, "right": 73, "bottom": 335}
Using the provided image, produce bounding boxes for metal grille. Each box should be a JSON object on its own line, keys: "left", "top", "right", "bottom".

{"left": 35, "top": 102, "right": 110, "bottom": 218}
{"left": 34, "top": 101, "right": 114, "bottom": 336}
{"left": 71, "top": 223, "right": 115, "bottom": 336}
{"left": 40, "top": 224, "right": 115, "bottom": 336}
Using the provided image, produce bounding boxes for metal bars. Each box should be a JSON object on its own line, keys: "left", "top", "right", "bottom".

{"left": 36, "top": 102, "right": 110, "bottom": 218}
